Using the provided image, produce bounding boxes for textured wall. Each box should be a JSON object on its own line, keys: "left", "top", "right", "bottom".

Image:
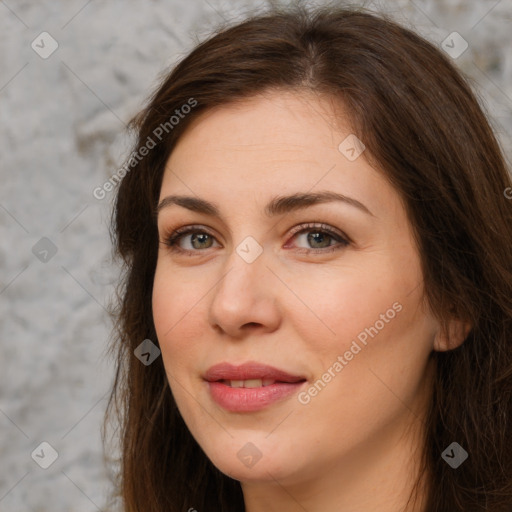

{"left": 1, "top": 1, "right": 511, "bottom": 510}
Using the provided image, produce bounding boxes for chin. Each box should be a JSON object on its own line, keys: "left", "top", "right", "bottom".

{"left": 201, "top": 437, "right": 299, "bottom": 483}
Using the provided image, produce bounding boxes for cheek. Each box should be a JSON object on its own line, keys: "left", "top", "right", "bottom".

{"left": 152, "top": 267, "right": 208, "bottom": 428}
{"left": 331, "top": 291, "right": 432, "bottom": 397}
{"left": 294, "top": 264, "right": 432, "bottom": 407}
{"left": 282, "top": 265, "right": 403, "bottom": 351}
{"left": 295, "top": 295, "right": 433, "bottom": 460}
{"left": 152, "top": 264, "right": 205, "bottom": 365}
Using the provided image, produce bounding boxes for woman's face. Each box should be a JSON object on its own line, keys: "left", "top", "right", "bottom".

{"left": 153, "top": 90, "right": 439, "bottom": 497}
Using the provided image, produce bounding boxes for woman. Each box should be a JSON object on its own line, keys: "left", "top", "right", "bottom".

{"left": 104, "top": 3, "right": 512, "bottom": 511}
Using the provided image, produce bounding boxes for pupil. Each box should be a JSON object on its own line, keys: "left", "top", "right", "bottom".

{"left": 192, "top": 233, "right": 210, "bottom": 249}
{"left": 309, "top": 232, "right": 329, "bottom": 248}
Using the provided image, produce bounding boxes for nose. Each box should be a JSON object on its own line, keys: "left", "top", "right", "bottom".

{"left": 208, "top": 244, "right": 282, "bottom": 338}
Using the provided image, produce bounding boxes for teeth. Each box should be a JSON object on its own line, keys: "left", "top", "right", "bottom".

{"left": 223, "top": 379, "right": 276, "bottom": 388}
{"left": 244, "top": 379, "right": 262, "bottom": 388}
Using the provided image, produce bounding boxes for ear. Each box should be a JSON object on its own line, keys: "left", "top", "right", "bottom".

{"left": 433, "top": 316, "right": 473, "bottom": 352}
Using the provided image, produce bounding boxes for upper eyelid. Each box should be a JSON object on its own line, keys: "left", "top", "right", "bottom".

{"left": 164, "top": 222, "right": 345, "bottom": 236}
{"left": 163, "top": 222, "right": 350, "bottom": 246}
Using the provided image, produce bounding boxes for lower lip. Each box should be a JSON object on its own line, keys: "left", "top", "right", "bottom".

{"left": 207, "top": 381, "right": 306, "bottom": 412}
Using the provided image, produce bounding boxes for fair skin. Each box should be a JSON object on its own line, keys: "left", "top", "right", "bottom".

{"left": 152, "top": 89, "right": 470, "bottom": 511}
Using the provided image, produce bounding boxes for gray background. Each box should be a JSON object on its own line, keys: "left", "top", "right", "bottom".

{"left": 1, "top": 0, "right": 511, "bottom": 510}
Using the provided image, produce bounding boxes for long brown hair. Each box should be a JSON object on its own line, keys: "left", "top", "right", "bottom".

{"left": 103, "top": 3, "right": 512, "bottom": 511}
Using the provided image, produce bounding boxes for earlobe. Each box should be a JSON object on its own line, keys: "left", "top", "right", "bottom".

{"left": 433, "top": 317, "right": 473, "bottom": 352}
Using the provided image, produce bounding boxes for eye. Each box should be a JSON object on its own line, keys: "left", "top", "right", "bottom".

{"left": 286, "top": 222, "right": 350, "bottom": 253}
{"left": 161, "top": 225, "right": 219, "bottom": 255}
{"left": 160, "top": 222, "right": 350, "bottom": 256}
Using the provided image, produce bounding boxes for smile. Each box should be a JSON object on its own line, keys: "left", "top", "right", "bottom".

{"left": 204, "top": 361, "right": 307, "bottom": 412}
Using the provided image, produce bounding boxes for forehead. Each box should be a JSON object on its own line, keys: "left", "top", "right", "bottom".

{"left": 169, "top": 90, "right": 348, "bottom": 161}
{"left": 159, "top": 90, "right": 399, "bottom": 221}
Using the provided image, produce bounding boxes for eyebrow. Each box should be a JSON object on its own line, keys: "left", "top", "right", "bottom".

{"left": 156, "top": 191, "right": 375, "bottom": 219}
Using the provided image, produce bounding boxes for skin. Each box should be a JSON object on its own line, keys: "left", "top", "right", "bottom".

{"left": 152, "top": 89, "right": 471, "bottom": 511}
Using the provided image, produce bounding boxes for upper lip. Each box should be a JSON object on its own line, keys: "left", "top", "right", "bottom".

{"left": 204, "top": 361, "right": 306, "bottom": 383}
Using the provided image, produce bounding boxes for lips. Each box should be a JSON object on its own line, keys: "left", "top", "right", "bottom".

{"left": 204, "top": 361, "right": 306, "bottom": 384}
{"left": 204, "top": 361, "right": 307, "bottom": 412}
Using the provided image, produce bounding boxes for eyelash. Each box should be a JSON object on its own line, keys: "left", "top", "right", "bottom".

{"left": 161, "top": 222, "right": 350, "bottom": 256}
